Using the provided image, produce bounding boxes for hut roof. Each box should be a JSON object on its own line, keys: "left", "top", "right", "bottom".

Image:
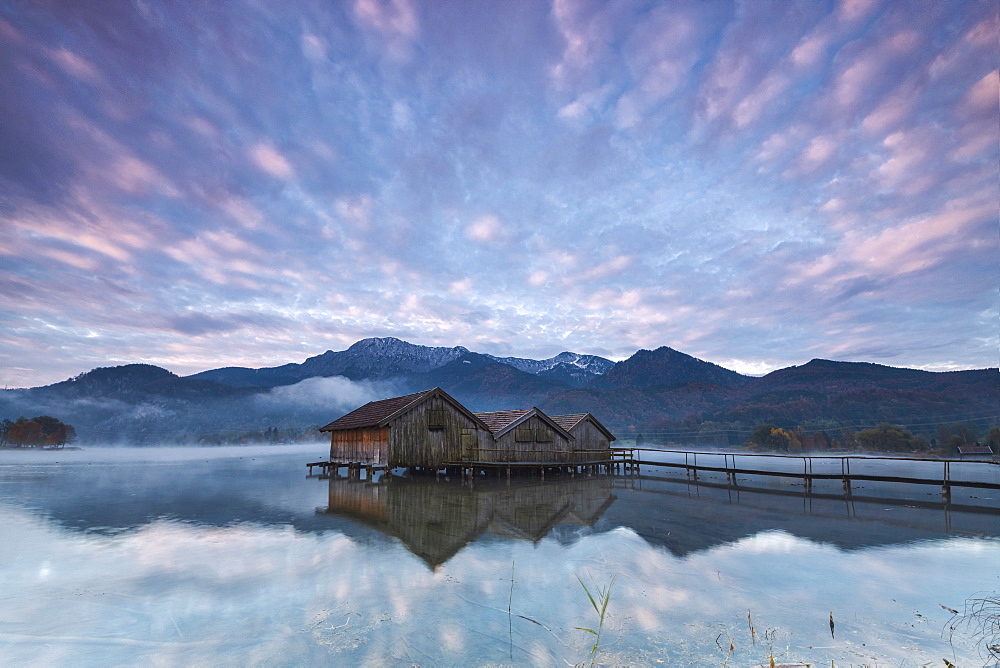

{"left": 320, "top": 387, "right": 490, "bottom": 432}
{"left": 957, "top": 445, "right": 994, "bottom": 455}
{"left": 474, "top": 409, "right": 532, "bottom": 434}
{"left": 549, "top": 413, "right": 617, "bottom": 442}
{"left": 473, "top": 407, "right": 574, "bottom": 441}
{"left": 320, "top": 389, "right": 432, "bottom": 431}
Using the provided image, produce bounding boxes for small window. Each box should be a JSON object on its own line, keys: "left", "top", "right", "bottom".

{"left": 461, "top": 428, "right": 476, "bottom": 448}
{"left": 515, "top": 428, "right": 533, "bottom": 442}
{"left": 428, "top": 409, "right": 446, "bottom": 429}
{"left": 535, "top": 428, "right": 553, "bottom": 442}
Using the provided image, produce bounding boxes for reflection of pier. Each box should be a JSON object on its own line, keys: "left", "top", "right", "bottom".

{"left": 318, "top": 474, "right": 617, "bottom": 567}
{"left": 634, "top": 449, "right": 1000, "bottom": 503}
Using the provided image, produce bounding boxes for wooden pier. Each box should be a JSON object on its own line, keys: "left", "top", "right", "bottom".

{"left": 306, "top": 448, "right": 1000, "bottom": 503}
{"left": 307, "top": 461, "right": 389, "bottom": 480}
{"left": 307, "top": 447, "right": 639, "bottom": 482}
{"left": 632, "top": 449, "right": 1000, "bottom": 502}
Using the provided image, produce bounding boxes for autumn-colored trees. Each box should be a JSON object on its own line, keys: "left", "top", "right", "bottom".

{"left": 747, "top": 424, "right": 801, "bottom": 452}
{"left": 855, "top": 423, "right": 928, "bottom": 452}
{"left": 1, "top": 416, "right": 76, "bottom": 448}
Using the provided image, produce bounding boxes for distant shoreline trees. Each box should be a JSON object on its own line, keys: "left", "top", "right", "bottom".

{"left": 855, "top": 422, "right": 928, "bottom": 452}
{"left": 747, "top": 425, "right": 802, "bottom": 452}
{"left": 740, "top": 421, "right": 997, "bottom": 455}
{"left": 1, "top": 416, "right": 77, "bottom": 448}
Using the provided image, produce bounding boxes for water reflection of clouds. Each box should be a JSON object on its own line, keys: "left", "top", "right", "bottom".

{"left": 1, "top": 504, "right": 997, "bottom": 666}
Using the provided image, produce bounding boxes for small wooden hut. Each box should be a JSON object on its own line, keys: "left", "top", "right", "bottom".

{"left": 956, "top": 445, "right": 994, "bottom": 460}
{"left": 319, "top": 387, "right": 491, "bottom": 468}
{"left": 473, "top": 408, "right": 576, "bottom": 463}
{"left": 549, "top": 413, "right": 617, "bottom": 451}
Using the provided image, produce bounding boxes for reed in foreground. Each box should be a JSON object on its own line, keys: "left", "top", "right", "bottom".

{"left": 575, "top": 571, "right": 618, "bottom": 666}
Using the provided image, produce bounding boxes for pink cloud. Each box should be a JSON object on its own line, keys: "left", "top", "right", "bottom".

{"left": 464, "top": 214, "right": 508, "bottom": 244}
{"left": 837, "top": 0, "right": 881, "bottom": 23}
{"left": 0, "top": 17, "right": 26, "bottom": 45}
{"left": 4, "top": 189, "right": 167, "bottom": 270}
{"left": 733, "top": 72, "right": 790, "bottom": 128}
{"left": 580, "top": 254, "right": 632, "bottom": 281}
{"left": 352, "top": 0, "right": 419, "bottom": 62}
{"left": 46, "top": 47, "right": 104, "bottom": 86}
{"left": 782, "top": 133, "right": 840, "bottom": 178}
{"left": 860, "top": 82, "right": 916, "bottom": 136}
{"left": 847, "top": 200, "right": 992, "bottom": 275}
{"left": 830, "top": 29, "right": 923, "bottom": 116}
{"left": 962, "top": 70, "right": 999, "bottom": 113}
{"left": 249, "top": 143, "right": 295, "bottom": 180}
{"left": 790, "top": 31, "right": 829, "bottom": 69}
{"left": 873, "top": 129, "right": 931, "bottom": 189}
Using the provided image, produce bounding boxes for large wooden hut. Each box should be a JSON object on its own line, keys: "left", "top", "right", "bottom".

{"left": 549, "top": 413, "right": 617, "bottom": 451}
{"left": 319, "top": 387, "right": 491, "bottom": 468}
{"left": 473, "top": 408, "right": 576, "bottom": 463}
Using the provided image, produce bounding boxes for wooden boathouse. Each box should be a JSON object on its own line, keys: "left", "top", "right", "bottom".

{"left": 473, "top": 408, "right": 576, "bottom": 463}
{"left": 550, "top": 413, "right": 617, "bottom": 450}
{"left": 317, "top": 387, "right": 491, "bottom": 474}
{"left": 311, "top": 388, "right": 623, "bottom": 478}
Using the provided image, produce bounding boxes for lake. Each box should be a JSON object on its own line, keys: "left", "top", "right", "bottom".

{"left": 1, "top": 444, "right": 997, "bottom": 666}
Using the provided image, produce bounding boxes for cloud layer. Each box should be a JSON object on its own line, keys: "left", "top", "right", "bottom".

{"left": 0, "top": 0, "right": 996, "bottom": 386}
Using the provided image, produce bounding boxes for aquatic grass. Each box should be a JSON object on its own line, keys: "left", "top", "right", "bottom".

{"left": 945, "top": 591, "right": 1000, "bottom": 662}
{"left": 575, "top": 571, "right": 618, "bottom": 666}
{"left": 716, "top": 631, "right": 735, "bottom": 667}
{"left": 508, "top": 560, "right": 515, "bottom": 660}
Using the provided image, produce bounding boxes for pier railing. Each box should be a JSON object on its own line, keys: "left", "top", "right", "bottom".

{"left": 632, "top": 448, "right": 999, "bottom": 500}
{"left": 469, "top": 447, "right": 614, "bottom": 464}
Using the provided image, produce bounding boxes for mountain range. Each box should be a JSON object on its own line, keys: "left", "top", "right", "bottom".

{"left": 2, "top": 337, "right": 996, "bottom": 445}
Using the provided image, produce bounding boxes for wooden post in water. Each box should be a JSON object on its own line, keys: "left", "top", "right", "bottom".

{"left": 942, "top": 460, "right": 951, "bottom": 502}
{"left": 840, "top": 457, "right": 851, "bottom": 495}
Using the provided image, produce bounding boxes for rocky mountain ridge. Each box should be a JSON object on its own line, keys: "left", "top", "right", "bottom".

{"left": 2, "top": 338, "right": 996, "bottom": 444}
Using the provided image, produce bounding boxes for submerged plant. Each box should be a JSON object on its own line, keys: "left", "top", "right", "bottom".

{"left": 945, "top": 591, "right": 1000, "bottom": 662}
{"left": 575, "top": 571, "right": 618, "bottom": 666}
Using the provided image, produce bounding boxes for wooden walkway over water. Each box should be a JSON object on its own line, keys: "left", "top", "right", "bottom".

{"left": 308, "top": 448, "right": 998, "bottom": 503}
{"left": 307, "top": 448, "right": 639, "bottom": 481}
{"left": 632, "top": 448, "right": 999, "bottom": 502}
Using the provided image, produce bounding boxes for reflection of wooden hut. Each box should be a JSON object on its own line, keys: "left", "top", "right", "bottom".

{"left": 319, "top": 387, "right": 491, "bottom": 468}
{"left": 474, "top": 408, "right": 576, "bottom": 463}
{"left": 321, "top": 475, "right": 615, "bottom": 568}
{"left": 550, "top": 414, "right": 617, "bottom": 450}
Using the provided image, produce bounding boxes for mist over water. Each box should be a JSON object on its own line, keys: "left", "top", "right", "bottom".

{"left": 0, "top": 374, "right": 394, "bottom": 444}
{"left": 0, "top": 445, "right": 997, "bottom": 666}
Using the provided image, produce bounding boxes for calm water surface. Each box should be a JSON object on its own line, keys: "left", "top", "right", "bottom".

{"left": 1, "top": 445, "right": 997, "bottom": 666}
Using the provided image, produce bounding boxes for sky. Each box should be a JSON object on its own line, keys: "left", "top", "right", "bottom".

{"left": 1, "top": 0, "right": 997, "bottom": 388}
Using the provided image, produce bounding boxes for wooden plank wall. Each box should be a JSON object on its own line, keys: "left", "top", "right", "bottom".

{"left": 568, "top": 419, "right": 612, "bottom": 451}
{"left": 329, "top": 426, "right": 389, "bottom": 465}
{"left": 490, "top": 415, "right": 574, "bottom": 463}
{"left": 387, "top": 396, "right": 487, "bottom": 467}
